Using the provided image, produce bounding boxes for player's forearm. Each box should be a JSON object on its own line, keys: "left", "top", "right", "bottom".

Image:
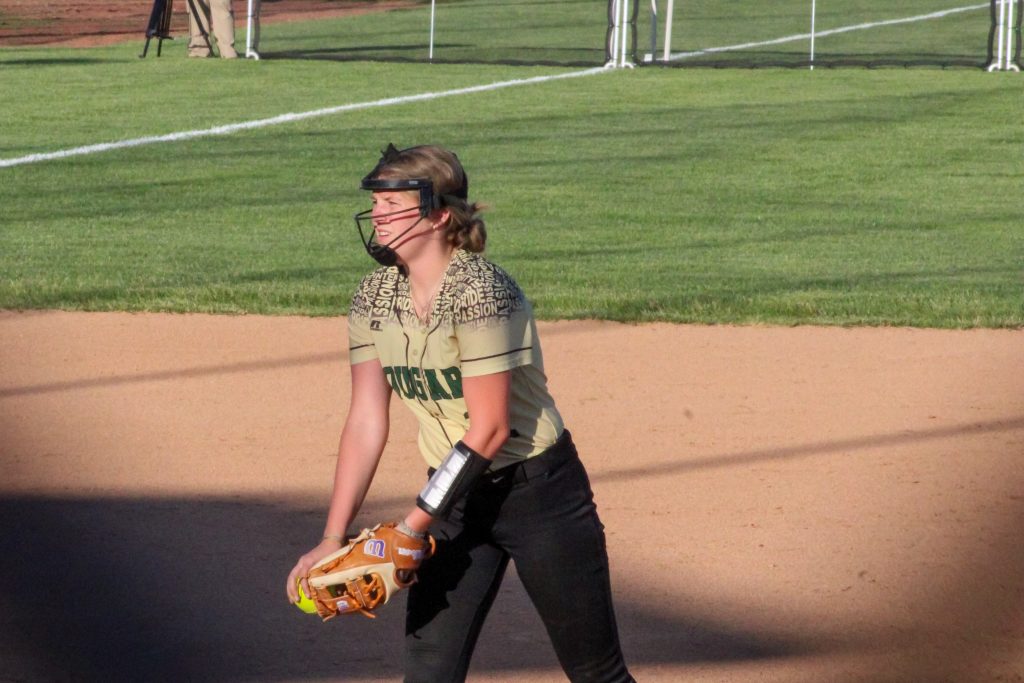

{"left": 460, "top": 421, "right": 509, "bottom": 460}
{"left": 460, "top": 371, "right": 511, "bottom": 458}
{"left": 400, "top": 373, "right": 512, "bottom": 533}
{"left": 323, "top": 420, "right": 388, "bottom": 537}
{"left": 402, "top": 425, "right": 508, "bottom": 534}
{"left": 402, "top": 507, "right": 434, "bottom": 535}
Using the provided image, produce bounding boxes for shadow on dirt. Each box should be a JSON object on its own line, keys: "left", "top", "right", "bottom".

{"left": 0, "top": 495, "right": 815, "bottom": 681}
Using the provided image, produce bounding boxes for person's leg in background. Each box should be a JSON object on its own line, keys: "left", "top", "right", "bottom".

{"left": 186, "top": 0, "right": 213, "bottom": 57}
{"left": 208, "top": 0, "right": 238, "bottom": 58}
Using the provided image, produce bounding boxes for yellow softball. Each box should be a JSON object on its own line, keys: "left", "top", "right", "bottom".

{"left": 294, "top": 579, "right": 317, "bottom": 614}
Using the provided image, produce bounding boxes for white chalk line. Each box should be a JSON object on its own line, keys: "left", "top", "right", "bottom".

{"left": 667, "top": 4, "right": 988, "bottom": 61}
{"left": 0, "top": 4, "right": 991, "bottom": 169}
{"left": 0, "top": 67, "right": 606, "bottom": 169}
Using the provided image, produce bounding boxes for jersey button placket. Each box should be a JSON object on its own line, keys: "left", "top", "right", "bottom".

{"left": 413, "top": 332, "right": 441, "bottom": 420}
{"left": 409, "top": 331, "right": 428, "bottom": 407}
{"left": 409, "top": 330, "right": 424, "bottom": 363}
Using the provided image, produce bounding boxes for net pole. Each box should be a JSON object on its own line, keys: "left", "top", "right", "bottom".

{"left": 245, "top": 0, "right": 257, "bottom": 59}
{"left": 615, "top": 0, "right": 623, "bottom": 65}
{"left": 1007, "top": 0, "right": 1014, "bottom": 68}
{"left": 662, "top": 0, "right": 674, "bottom": 62}
{"left": 809, "top": 0, "right": 817, "bottom": 70}
{"left": 619, "top": 0, "right": 629, "bottom": 65}
{"left": 1008, "top": 0, "right": 1018, "bottom": 69}
{"left": 998, "top": 0, "right": 1007, "bottom": 68}
{"left": 648, "top": 0, "right": 657, "bottom": 62}
{"left": 429, "top": 0, "right": 436, "bottom": 61}
{"left": 606, "top": 0, "right": 619, "bottom": 66}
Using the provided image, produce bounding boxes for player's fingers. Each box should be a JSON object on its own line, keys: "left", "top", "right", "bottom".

{"left": 286, "top": 544, "right": 329, "bottom": 603}
{"left": 286, "top": 564, "right": 303, "bottom": 603}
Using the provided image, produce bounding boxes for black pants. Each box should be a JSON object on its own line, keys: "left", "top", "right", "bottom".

{"left": 404, "top": 431, "right": 634, "bottom": 683}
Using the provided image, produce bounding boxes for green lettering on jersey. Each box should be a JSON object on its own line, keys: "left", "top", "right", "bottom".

{"left": 382, "top": 366, "right": 399, "bottom": 394}
{"left": 441, "top": 367, "right": 463, "bottom": 399}
{"left": 383, "top": 365, "right": 462, "bottom": 401}
{"left": 424, "top": 369, "right": 451, "bottom": 400}
{"left": 396, "top": 367, "right": 415, "bottom": 399}
{"left": 409, "top": 368, "right": 429, "bottom": 401}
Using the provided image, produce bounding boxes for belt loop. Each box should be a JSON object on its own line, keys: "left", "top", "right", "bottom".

{"left": 515, "top": 429, "right": 575, "bottom": 484}
{"left": 461, "top": 429, "right": 576, "bottom": 488}
{"left": 512, "top": 461, "right": 530, "bottom": 485}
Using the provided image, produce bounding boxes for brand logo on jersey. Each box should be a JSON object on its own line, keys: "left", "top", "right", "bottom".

{"left": 363, "top": 539, "right": 386, "bottom": 558}
{"left": 383, "top": 365, "right": 463, "bottom": 401}
{"left": 370, "top": 320, "right": 382, "bottom": 331}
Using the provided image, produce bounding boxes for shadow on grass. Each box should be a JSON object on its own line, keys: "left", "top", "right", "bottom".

{"left": 655, "top": 49, "right": 984, "bottom": 70}
{"left": 254, "top": 33, "right": 604, "bottom": 67}
{"left": 0, "top": 57, "right": 124, "bottom": 66}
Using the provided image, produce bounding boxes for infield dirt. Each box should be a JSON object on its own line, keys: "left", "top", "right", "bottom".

{"left": 2, "top": 311, "right": 1023, "bottom": 681}
{"left": 0, "top": 0, "right": 413, "bottom": 47}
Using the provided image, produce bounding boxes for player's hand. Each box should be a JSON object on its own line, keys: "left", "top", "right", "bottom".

{"left": 286, "top": 537, "right": 345, "bottom": 604}
{"left": 298, "top": 523, "right": 436, "bottom": 620}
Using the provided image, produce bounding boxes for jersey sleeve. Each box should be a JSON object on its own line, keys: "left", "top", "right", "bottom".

{"left": 453, "top": 266, "right": 539, "bottom": 378}
{"left": 347, "top": 275, "right": 379, "bottom": 366}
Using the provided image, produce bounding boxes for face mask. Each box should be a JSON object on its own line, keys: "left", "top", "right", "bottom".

{"left": 353, "top": 205, "right": 429, "bottom": 267}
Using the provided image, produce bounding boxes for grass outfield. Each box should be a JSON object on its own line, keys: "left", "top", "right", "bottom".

{"left": 0, "top": 8, "right": 1021, "bottom": 328}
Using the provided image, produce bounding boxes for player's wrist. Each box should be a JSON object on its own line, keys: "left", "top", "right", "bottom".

{"left": 321, "top": 533, "right": 344, "bottom": 544}
{"left": 396, "top": 520, "right": 427, "bottom": 540}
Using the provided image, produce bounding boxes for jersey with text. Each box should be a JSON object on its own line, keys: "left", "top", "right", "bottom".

{"left": 347, "top": 250, "right": 564, "bottom": 470}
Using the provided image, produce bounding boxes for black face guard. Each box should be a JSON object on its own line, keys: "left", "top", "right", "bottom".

{"left": 354, "top": 205, "right": 429, "bottom": 268}
{"left": 353, "top": 178, "right": 436, "bottom": 268}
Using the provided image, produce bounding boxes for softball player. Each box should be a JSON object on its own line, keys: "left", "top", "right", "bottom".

{"left": 286, "top": 144, "right": 633, "bottom": 682}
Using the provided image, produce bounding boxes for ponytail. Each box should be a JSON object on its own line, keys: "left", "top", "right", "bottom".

{"left": 443, "top": 200, "right": 487, "bottom": 253}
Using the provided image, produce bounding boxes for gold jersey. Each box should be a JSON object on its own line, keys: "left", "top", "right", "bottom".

{"left": 347, "top": 250, "right": 564, "bottom": 470}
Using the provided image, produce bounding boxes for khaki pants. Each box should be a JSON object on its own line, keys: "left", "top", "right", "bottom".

{"left": 187, "top": 0, "right": 237, "bottom": 58}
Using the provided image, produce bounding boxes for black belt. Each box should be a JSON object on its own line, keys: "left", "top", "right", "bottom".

{"left": 479, "top": 429, "right": 576, "bottom": 487}
{"left": 428, "top": 429, "right": 577, "bottom": 488}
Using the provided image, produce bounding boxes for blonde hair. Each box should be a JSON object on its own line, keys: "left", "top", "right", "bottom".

{"left": 370, "top": 145, "right": 487, "bottom": 253}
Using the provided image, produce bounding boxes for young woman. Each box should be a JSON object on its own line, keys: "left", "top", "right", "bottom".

{"left": 286, "top": 144, "right": 634, "bottom": 683}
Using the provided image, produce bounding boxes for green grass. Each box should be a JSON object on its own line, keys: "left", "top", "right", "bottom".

{"left": 648, "top": 0, "right": 992, "bottom": 66}
{"left": 259, "top": 0, "right": 609, "bottom": 65}
{"left": 0, "top": 2, "right": 1021, "bottom": 328}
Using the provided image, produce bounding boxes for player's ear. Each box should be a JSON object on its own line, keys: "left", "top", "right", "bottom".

{"left": 431, "top": 207, "right": 451, "bottom": 231}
